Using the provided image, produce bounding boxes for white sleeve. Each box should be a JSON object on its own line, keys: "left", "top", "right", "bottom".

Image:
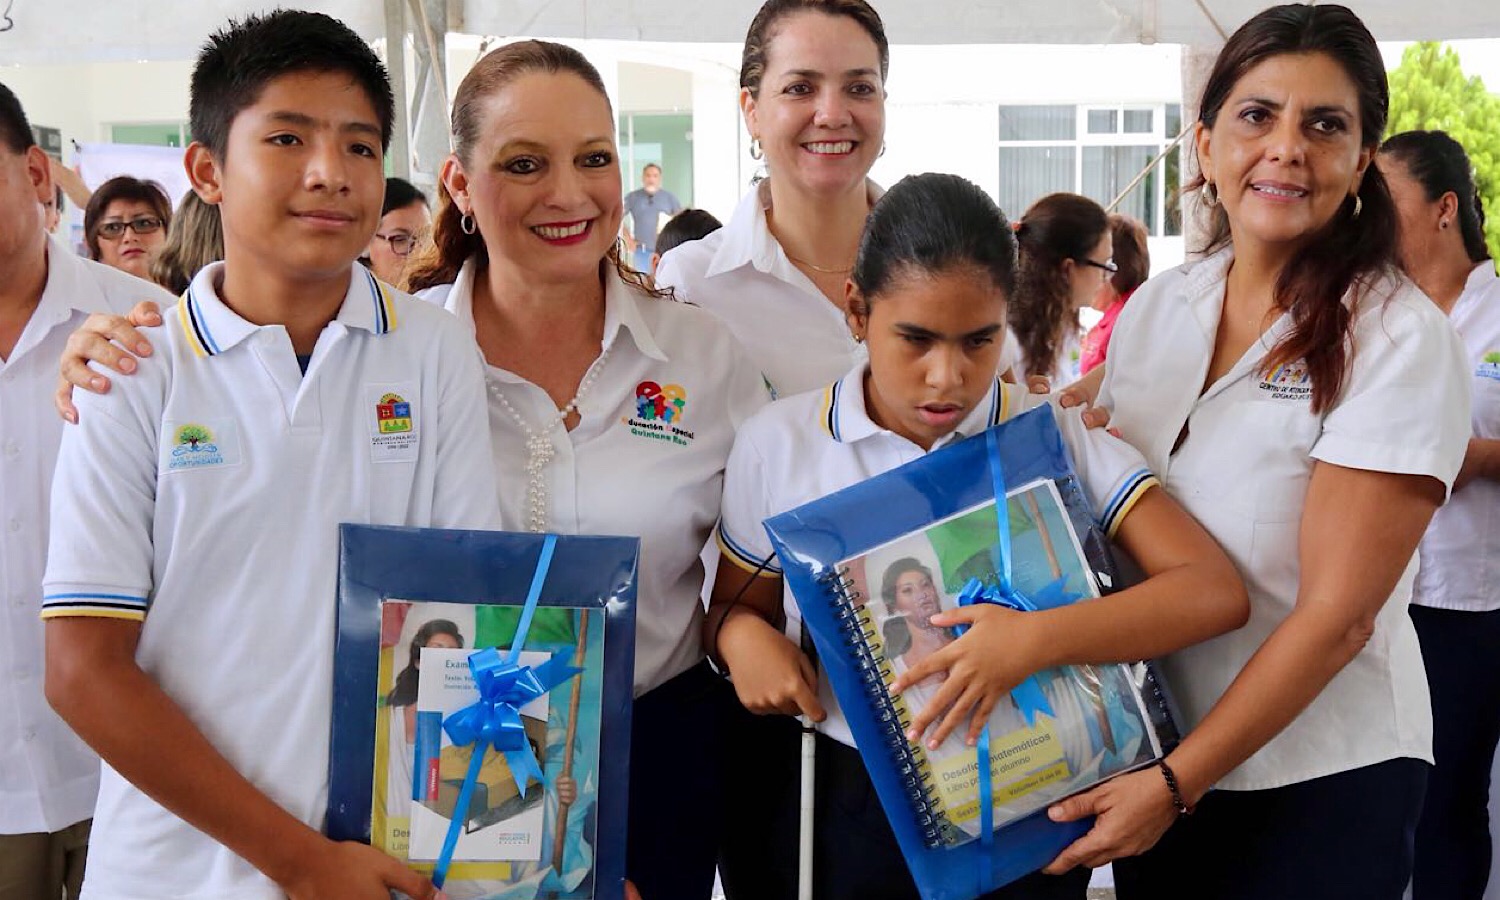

{"left": 425, "top": 316, "right": 503, "bottom": 531}
{"left": 653, "top": 249, "right": 688, "bottom": 298}
{"left": 1311, "top": 293, "right": 1471, "bottom": 496}
{"left": 716, "top": 425, "right": 781, "bottom": 578}
{"left": 1052, "top": 403, "right": 1160, "bottom": 538}
{"left": 725, "top": 336, "right": 775, "bottom": 426}
{"left": 42, "top": 356, "right": 165, "bottom": 621}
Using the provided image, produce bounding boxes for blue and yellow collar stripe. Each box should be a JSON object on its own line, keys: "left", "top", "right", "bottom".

{"left": 364, "top": 267, "right": 397, "bottom": 334}
{"left": 1100, "top": 469, "right": 1158, "bottom": 538}
{"left": 177, "top": 288, "right": 220, "bottom": 358}
{"left": 819, "top": 379, "right": 844, "bottom": 441}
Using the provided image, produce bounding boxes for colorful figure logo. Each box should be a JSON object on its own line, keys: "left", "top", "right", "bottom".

{"left": 634, "top": 381, "right": 687, "bottom": 424}
{"left": 1267, "top": 361, "right": 1310, "bottom": 385}
{"left": 174, "top": 423, "right": 216, "bottom": 452}
{"left": 377, "top": 393, "right": 413, "bottom": 434}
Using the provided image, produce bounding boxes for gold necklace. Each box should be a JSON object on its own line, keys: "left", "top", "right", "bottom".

{"left": 785, "top": 252, "right": 853, "bottom": 274}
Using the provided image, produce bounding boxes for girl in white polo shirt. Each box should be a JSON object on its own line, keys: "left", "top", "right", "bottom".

{"left": 709, "top": 172, "right": 1247, "bottom": 900}
{"left": 1380, "top": 129, "right": 1500, "bottom": 900}
{"left": 1044, "top": 8, "right": 1473, "bottom": 899}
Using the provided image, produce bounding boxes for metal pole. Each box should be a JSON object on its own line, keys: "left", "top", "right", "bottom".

{"left": 797, "top": 626, "right": 819, "bottom": 900}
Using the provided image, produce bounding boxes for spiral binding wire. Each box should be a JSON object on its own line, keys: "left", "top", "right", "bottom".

{"left": 820, "top": 565, "right": 950, "bottom": 848}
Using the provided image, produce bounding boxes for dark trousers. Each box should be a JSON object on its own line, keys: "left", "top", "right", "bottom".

{"left": 1114, "top": 757, "right": 1428, "bottom": 900}
{"left": 626, "top": 662, "right": 726, "bottom": 900}
{"left": 1411, "top": 604, "right": 1500, "bottom": 900}
{"left": 717, "top": 703, "right": 1089, "bottom": 900}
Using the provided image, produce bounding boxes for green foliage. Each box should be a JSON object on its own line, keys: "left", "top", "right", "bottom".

{"left": 1387, "top": 42, "right": 1500, "bottom": 261}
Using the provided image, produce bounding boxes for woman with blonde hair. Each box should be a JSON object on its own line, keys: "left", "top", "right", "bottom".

{"left": 149, "top": 191, "right": 224, "bottom": 295}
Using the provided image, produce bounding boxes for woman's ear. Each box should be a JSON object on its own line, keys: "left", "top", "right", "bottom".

{"left": 1438, "top": 190, "right": 1460, "bottom": 229}
{"left": 439, "top": 153, "right": 470, "bottom": 214}
{"left": 845, "top": 281, "right": 869, "bottom": 340}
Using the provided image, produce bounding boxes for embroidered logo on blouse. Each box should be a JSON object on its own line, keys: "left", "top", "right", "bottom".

{"left": 163, "top": 420, "right": 241, "bottom": 472}
{"left": 1478, "top": 351, "right": 1500, "bottom": 382}
{"left": 1256, "top": 360, "right": 1313, "bottom": 402}
{"left": 623, "top": 380, "right": 695, "bottom": 445}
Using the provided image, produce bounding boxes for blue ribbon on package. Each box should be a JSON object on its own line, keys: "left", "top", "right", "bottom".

{"left": 431, "top": 534, "right": 582, "bottom": 889}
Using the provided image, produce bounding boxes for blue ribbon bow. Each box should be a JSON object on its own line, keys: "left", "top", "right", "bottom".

{"left": 432, "top": 534, "right": 581, "bottom": 889}
{"left": 954, "top": 577, "right": 1056, "bottom": 729}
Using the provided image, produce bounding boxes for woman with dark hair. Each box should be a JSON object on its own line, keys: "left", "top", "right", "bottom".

{"left": 710, "top": 172, "right": 1245, "bottom": 899}
{"left": 364, "top": 176, "right": 431, "bottom": 287}
{"left": 1008, "top": 193, "right": 1111, "bottom": 386}
{"left": 1379, "top": 130, "right": 1500, "bottom": 900}
{"left": 1043, "top": 8, "right": 1472, "bottom": 897}
{"left": 877, "top": 557, "right": 949, "bottom": 669}
{"left": 655, "top": 0, "right": 891, "bottom": 397}
{"left": 83, "top": 176, "right": 172, "bottom": 282}
{"left": 1078, "top": 214, "right": 1148, "bottom": 375}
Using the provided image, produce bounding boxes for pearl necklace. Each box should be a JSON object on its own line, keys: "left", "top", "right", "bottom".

{"left": 486, "top": 345, "right": 612, "bottom": 532}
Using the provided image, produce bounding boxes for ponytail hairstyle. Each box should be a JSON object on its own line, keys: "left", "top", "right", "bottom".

{"left": 402, "top": 40, "right": 666, "bottom": 298}
{"left": 851, "top": 172, "right": 1017, "bottom": 309}
{"left": 385, "top": 619, "right": 463, "bottom": 708}
{"left": 1010, "top": 193, "right": 1108, "bottom": 379}
{"left": 1106, "top": 213, "right": 1151, "bottom": 297}
{"left": 1191, "top": 3, "right": 1396, "bottom": 414}
{"left": 1381, "top": 130, "right": 1490, "bottom": 264}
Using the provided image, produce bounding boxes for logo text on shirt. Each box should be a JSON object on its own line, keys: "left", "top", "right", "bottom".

{"left": 1478, "top": 351, "right": 1500, "bottom": 382}
{"left": 1256, "top": 360, "right": 1313, "bottom": 401}
{"left": 623, "top": 380, "right": 695, "bottom": 445}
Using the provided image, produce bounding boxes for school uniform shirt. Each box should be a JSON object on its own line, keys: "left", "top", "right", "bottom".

{"left": 420, "top": 258, "right": 770, "bottom": 697}
{"left": 1098, "top": 247, "right": 1471, "bottom": 792}
{"left": 0, "top": 237, "right": 171, "bottom": 836}
{"left": 654, "top": 179, "right": 880, "bottom": 397}
{"left": 717, "top": 362, "right": 1160, "bottom": 747}
{"left": 42, "top": 263, "right": 501, "bottom": 900}
{"left": 1413, "top": 262, "right": 1500, "bottom": 612}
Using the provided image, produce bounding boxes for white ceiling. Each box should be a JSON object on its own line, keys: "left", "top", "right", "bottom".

{"left": 4, "top": 0, "right": 1500, "bottom": 66}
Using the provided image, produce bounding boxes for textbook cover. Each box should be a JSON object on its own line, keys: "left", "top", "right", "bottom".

{"left": 764, "top": 405, "right": 1180, "bottom": 900}
{"left": 329, "top": 525, "right": 638, "bottom": 900}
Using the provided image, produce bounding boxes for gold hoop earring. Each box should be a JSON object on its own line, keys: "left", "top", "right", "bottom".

{"left": 749, "top": 138, "right": 763, "bottom": 160}
{"left": 1199, "top": 182, "right": 1219, "bottom": 208}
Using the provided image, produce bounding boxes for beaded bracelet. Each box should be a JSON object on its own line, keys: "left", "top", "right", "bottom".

{"left": 1156, "top": 758, "right": 1193, "bottom": 817}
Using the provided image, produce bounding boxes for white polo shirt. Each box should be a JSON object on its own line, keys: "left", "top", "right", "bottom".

{"left": 1414, "top": 262, "right": 1500, "bottom": 611}
{"left": 654, "top": 179, "right": 879, "bottom": 397}
{"left": 1098, "top": 248, "right": 1471, "bottom": 791}
{"left": 43, "top": 262, "right": 501, "bottom": 900}
{"left": 717, "top": 363, "right": 1160, "bottom": 747}
{"left": 420, "top": 259, "right": 769, "bottom": 696}
{"left": 1, "top": 237, "right": 171, "bottom": 835}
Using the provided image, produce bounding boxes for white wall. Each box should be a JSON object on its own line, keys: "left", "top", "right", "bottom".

{"left": 3, "top": 60, "right": 194, "bottom": 153}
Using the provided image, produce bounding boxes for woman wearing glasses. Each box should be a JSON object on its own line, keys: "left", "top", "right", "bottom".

{"left": 83, "top": 176, "right": 172, "bottom": 283}
{"left": 364, "top": 176, "right": 431, "bottom": 286}
{"left": 1006, "top": 193, "right": 1112, "bottom": 388}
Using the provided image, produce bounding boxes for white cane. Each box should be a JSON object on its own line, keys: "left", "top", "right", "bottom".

{"left": 798, "top": 626, "right": 819, "bottom": 900}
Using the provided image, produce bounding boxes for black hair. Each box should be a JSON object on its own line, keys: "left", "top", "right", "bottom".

{"left": 656, "top": 208, "right": 723, "bottom": 257}
{"left": 386, "top": 619, "right": 464, "bottom": 708}
{"left": 190, "top": 10, "right": 394, "bottom": 161}
{"left": 1191, "top": 3, "right": 1395, "bottom": 414}
{"left": 879, "top": 557, "right": 935, "bottom": 615}
{"left": 382, "top": 176, "right": 428, "bottom": 218}
{"left": 83, "top": 177, "right": 174, "bottom": 260}
{"left": 1381, "top": 130, "right": 1490, "bottom": 263}
{"left": 0, "top": 80, "right": 35, "bottom": 154}
{"left": 852, "top": 172, "right": 1017, "bottom": 303}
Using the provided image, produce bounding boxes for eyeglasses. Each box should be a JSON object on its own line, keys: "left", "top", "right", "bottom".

{"left": 96, "top": 216, "right": 164, "bottom": 240}
{"left": 1076, "top": 257, "right": 1119, "bottom": 279}
{"left": 373, "top": 230, "right": 425, "bottom": 257}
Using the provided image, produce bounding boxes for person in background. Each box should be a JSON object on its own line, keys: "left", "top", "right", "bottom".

{"left": 651, "top": 208, "right": 722, "bottom": 275}
{"left": 364, "top": 176, "right": 430, "bottom": 287}
{"left": 1079, "top": 214, "right": 1148, "bottom": 375}
{"left": 1007, "top": 193, "right": 1110, "bottom": 388}
{"left": 1047, "top": 8, "right": 1472, "bottom": 897}
{"left": 621, "top": 163, "right": 683, "bottom": 273}
{"left": 42, "top": 185, "right": 63, "bottom": 234}
{"left": 149, "top": 191, "right": 224, "bottom": 295}
{"left": 1380, "top": 128, "right": 1500, "bottom": 900}
{"left": 82, "top": 176, "right": 172, "bottom": 283}
{"left": 0, "top": 80, "right": 173, "bottom": 900}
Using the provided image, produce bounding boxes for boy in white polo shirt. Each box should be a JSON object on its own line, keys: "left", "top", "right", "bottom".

{"left": 41, "top": 12, "right": 498, "bottom": 900}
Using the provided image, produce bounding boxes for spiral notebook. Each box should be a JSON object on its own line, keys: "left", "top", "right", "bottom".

{"left": 764, "top": 405, "right": 1181, "bottom": 900}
